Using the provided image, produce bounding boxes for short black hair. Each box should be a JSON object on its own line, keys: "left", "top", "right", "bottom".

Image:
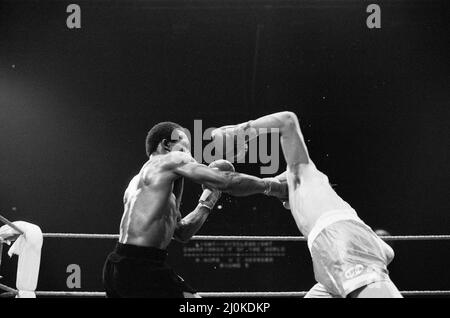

{"left": 145, "top": 121, "right": 183, "bottom": 157}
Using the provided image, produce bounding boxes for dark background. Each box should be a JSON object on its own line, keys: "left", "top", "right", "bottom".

{"left": 0, "top": 0, "right": 449, "bottom": 295}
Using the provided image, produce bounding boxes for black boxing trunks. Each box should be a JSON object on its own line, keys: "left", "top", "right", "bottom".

{"left": 102, "top": 242, "right": 196, "bottom": 298}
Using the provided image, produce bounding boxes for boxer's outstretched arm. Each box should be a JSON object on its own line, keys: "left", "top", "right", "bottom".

{"left": 164, "top": 151, "right": 287, "bottom": 198}
{"left": 174, "top": 162, "right": 286, "bottom": 199}
{"left": 215, "top": 111, "right": 310, "bottom": 172}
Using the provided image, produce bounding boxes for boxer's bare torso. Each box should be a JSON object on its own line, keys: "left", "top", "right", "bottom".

{"left": 119, "top": 153, "right": 185, "bottom": 249}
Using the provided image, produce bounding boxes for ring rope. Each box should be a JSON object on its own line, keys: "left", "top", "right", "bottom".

{"left": 3, "top": 215, "right": 448, "bottom": 297}
{"left": 42, "top": 233, "right": 450, "bottom": 241}
{"left": 3, "top": 283, "right": 450, "bottom": 297}
{"left": 32, "top": 290, "right": 450, "bottom": 297}
{"left": 3, "top": 232, "right": 449, "bottom": 297}
{"left": 0, "top": 214, "right": 25, "bottom": 236}
{"left": 0, "top": 282, "right": 18, "bottom": 294}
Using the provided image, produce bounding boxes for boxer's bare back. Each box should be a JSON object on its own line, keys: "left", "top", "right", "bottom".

{"left": 119, "top": 153, "right": 186, "bottom": 249}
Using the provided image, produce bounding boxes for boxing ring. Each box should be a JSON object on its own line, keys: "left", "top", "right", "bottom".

{"left": 1, "top": 215, "right": 450, "bottom": 297}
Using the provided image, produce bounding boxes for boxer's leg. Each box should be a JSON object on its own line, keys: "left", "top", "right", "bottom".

{"left": 305, "top": 283, "right": 340, "bottom": 298}
{"left": 349, "top": 280, "right": 402, "bottom": 298}
{"left": 102, "top": 254, "right": 121, "bottom": 298}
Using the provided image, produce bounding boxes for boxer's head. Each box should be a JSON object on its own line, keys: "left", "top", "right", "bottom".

{"left": 146, "top": 121, "right": 190, "bottom": 156}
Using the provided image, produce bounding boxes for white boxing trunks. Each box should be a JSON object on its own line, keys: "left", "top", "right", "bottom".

{"left": 307, "top": 209, "right": 395, "bottom": 297}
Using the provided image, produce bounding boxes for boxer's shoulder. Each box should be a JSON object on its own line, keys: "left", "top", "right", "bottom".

{"left": 162, "top": 152, "right": 196, "bottom": 169}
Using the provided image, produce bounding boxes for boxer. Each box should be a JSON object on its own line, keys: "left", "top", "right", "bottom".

{"left": 102, "top": 121, "right": 287, "bottom": 298}
{"left": 212, "top": 112, "right": 402, "bottom": 298}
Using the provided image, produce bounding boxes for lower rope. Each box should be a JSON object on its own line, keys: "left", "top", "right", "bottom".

{"left": 34, "top": 290, "right": 450, "bottom": 297}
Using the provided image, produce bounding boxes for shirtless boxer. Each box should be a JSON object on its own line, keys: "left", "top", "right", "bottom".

{"left": 212, "top": 112, "right": 402, "bottom": 298}
{"left": 102, "top": 121, "right": 287, "bottom": 298}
